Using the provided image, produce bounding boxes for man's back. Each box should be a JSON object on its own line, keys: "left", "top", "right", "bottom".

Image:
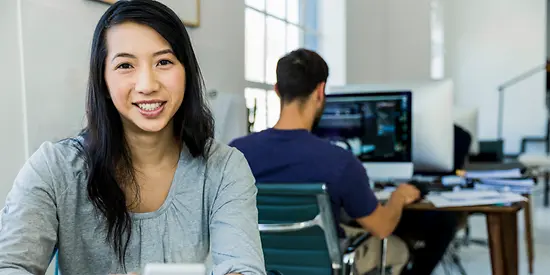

{"left": 229, "top": 128, "right": 378, "bottom": 236}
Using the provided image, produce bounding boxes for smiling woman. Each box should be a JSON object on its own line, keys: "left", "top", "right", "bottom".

{"left": 0, "top": 1, "right": 265, "bottom": 275}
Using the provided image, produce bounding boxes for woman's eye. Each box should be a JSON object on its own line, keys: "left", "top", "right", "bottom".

{"left": 158, "top": 59, "right": 173, "bottom": 66}
{"left": 116, "top": 63, "right": 133, "bottom": 70}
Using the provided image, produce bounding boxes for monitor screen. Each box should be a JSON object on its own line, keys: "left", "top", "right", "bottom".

{"left": 313, "top": 91, "right": 412, "bottom": 162}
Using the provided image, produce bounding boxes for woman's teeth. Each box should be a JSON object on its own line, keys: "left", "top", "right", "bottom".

{"left": 138, "top": 102, "right": 162, "bottom": 111}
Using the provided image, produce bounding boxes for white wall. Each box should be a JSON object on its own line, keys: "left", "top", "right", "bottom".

{"left": 21, "top": 0, "right": 105, "bottom": 154}
{"left": 346, "top": 0, "right": 432, "bottom": 84}
{"left": 187, "top": 0, "right": 247, "bottom": 143}
{"left": 444, "top": 0, "right": 547, "bottom": 154}
{"left": 0, "top": 0, "right": 246, "bottom": 208}
{"left": 318, "top": 0, "right": 346, "bottom": 87}
{"left": 0, "top": 0, "right": 27, "bottom": 213}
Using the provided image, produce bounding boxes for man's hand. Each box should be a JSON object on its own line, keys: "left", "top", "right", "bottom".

{"left": 356, "top": 183, "right": 421, "bottom": 238}
{"left": 390, "top": 183, "right": 421, "bottom": 206}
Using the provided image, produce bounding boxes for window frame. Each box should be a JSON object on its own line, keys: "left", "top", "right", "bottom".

{"left": 244, "top": 0, "right": 320, "bottom": 132}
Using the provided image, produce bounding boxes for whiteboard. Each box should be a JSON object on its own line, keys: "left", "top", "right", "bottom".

{"left": 94, "top": 0, "right": 200, "bottom": 27}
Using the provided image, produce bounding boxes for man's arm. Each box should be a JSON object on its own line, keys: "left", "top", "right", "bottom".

{"left": 355, "top": 184, "right": 419, "bottom": 239}
{"left": 338, "top": 158, "right": 419, "bottom": 239}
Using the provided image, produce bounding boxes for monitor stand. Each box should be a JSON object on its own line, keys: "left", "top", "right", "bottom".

{"left": 362, "top": 162, "right": 414, "bottom": 181}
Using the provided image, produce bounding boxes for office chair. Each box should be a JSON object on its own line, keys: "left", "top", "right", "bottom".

{"left": 50, "top": 248, "right": 59, "bottom": 275}
{"left": 256, "top": 183, "right": 388, "bottom": 275}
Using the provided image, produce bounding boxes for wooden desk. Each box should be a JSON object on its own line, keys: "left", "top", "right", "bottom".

{"left": 405, "top": 198, "right": 533, "bottom": 275}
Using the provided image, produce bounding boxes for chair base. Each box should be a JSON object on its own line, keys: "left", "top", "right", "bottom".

{"left": 441, "top": 239, "right": 468, "bottom": 275}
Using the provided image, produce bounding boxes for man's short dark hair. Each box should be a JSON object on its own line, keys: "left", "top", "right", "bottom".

{"left": 276, "top": 48, "right": 329, "bottom": 104}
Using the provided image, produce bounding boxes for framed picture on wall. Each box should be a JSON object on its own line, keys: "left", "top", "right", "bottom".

{"left": 95, "top": 0, "right": 117, "bottom": 4}
{"left": 91, "top": 0, "right": 200, "bottom": 28}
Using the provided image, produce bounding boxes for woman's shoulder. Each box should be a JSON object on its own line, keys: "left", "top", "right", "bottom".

{"left": 32, "top": 137, "right": 86, "bottom": 168}
{"left": 205, "top": 139, "right": 247, "bottom": 171}
{"left": 25, "top": 137, "right": 88, "bottom": 184}
{"left": 10, "top": 137, "right": 88, "bottom": 203}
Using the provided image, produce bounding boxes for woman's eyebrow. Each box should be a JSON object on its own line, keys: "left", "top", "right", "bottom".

{"left": 111, "top": 49, "right": 174, "bottom": 62}
{"left": 111, "top": 52, "right": 136, "bottom": 62}
{"left": 152, "top": 49, "right": 174, "bottom": 57}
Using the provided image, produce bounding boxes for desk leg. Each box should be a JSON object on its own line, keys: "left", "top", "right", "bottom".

{"left": 487, "top": 212, "right": 519, "bottom": 275}
{"left": 502, "top": 213, "right": 519, "bottom": 275}
{"left": 487, "top": 214, "right": 505, "bottom": 275}
{"left": 524, "top": 196, "right": 535, "bottom": 274}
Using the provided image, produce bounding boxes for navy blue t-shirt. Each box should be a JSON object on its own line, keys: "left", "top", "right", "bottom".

{"left": 229, "top": 128, "right": 379, "bottom": 236}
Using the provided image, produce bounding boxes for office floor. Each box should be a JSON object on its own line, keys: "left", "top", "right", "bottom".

{"left": 434, "top": 183, "right": 550, "bottom": 275}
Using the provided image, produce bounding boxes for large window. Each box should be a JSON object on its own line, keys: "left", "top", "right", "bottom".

{"left": 430, "top": 0, "right": 444, "bottom": 80}
{"left": 245, "top": 0, "right": 319, "bottom": 133}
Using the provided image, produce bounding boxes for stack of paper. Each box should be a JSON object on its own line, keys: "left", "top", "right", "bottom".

{"left": 458, "top": 168, "right": 535, "bottom": 194}
{"left": 475, "top": 178, "right": 535, "bottom": 194}
{"left": 464, "top": 168, "right": 523, "bottom": 179}
{"left": 426, "top": 190, "right": 527, "bottom": 208}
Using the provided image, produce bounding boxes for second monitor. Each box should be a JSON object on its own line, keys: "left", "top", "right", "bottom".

{"left": 313, "top": 91, "right": 413, "bottom": 180}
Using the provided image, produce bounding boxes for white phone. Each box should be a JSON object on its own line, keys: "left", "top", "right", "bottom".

{"left": 142, "top": 263, "right": 206, "bottom": 275}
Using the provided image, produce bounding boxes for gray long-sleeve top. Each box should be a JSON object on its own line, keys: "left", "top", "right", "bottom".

{"left": 0, "top": 138, "right": 266, "bottom": 275}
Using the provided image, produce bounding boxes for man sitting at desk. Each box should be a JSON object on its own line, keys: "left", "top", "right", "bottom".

{"left": 230, "top": 48, "right": 458, "bottom": 274}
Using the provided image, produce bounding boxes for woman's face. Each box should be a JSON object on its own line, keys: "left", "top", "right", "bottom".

{"left": 104, "top": 22, "right": 185, "bottom": 134}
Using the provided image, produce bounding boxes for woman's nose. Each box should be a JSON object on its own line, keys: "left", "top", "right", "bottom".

{"left": 135, "top": 68, "right": 159, "bottom": 94}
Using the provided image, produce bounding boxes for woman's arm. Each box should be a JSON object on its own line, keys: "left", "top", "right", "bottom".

{"left": 0, "top": 144, "right": 58, "bottom": 274}
{"left": 209, "top": 150, "right": 266, "bottom": 275}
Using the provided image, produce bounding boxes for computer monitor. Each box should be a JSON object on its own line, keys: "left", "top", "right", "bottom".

{"left": 329, "top": 79, "right": 455, "bottom": 173}
{"left": 313, "top": 91, "right": 414, "bottom": 180}
{"left": 410, "top": 80, "right": 454, "bottom": 172}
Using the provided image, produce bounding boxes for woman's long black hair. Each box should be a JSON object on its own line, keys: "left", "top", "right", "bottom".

{"left": 83, "top": 0, "right": 214, "bottom": 268}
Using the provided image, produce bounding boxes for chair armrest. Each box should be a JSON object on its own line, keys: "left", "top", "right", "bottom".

{"left": 345, "top": 232, "right": 372, "bottom": 254}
